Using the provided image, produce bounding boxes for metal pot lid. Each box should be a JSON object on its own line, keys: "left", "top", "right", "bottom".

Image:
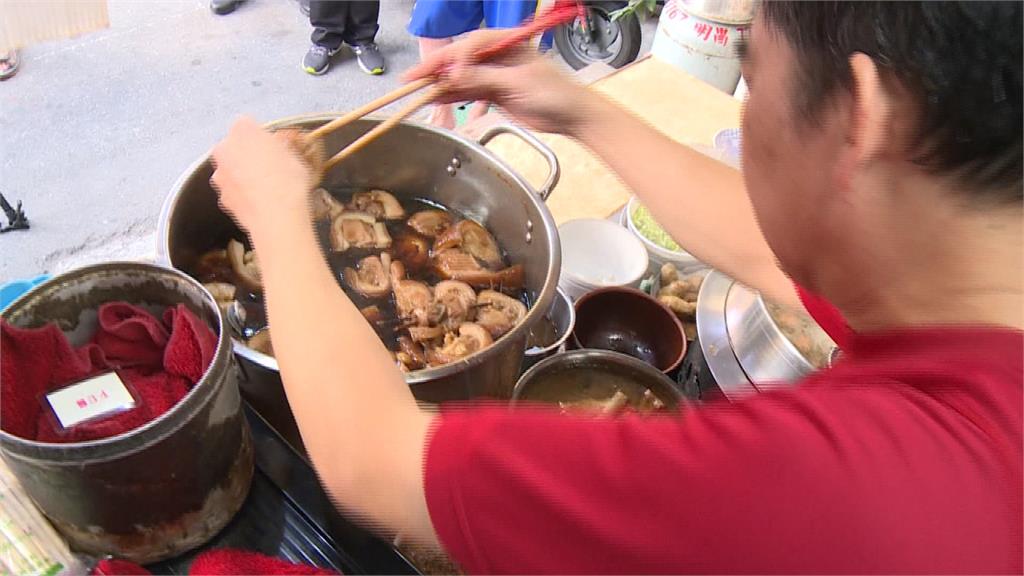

{"left": 694, "top": 270, "right": 756, "bottom": 400}
{"left": 724, "top": 282, "right": 813, "bottom": 391}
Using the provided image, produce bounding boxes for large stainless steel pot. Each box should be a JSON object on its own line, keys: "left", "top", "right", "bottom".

{"left": 157, "top": 115, "right": 561, "bottom": 443}
{"left": 693, "top": 270, "right": 837, "bottom": 400}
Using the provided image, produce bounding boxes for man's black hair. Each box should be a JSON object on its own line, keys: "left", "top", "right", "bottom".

{"left": 762, "top": 1, "right": 1021, "bottom": 202}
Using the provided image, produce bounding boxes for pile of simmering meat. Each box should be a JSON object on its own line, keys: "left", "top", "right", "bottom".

{"left": 194, "top": 188, "right": 528, "bottom": 373}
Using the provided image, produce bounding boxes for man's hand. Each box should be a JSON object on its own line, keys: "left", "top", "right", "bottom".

{"left": 210, "top": 116, "right": 315, "bottom": 242}
{"left": 403, "top": 29, "right": 597, "bottom": 137}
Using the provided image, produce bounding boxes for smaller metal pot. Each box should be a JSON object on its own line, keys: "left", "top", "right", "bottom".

{"left": 522, "top": 288, "right": 576, "bottom": 372}
{"left": 512, "top": 349, "right": 683, "bottom": 410}
{"left": 694, "top": 270, "right": 836, "bottom": 400}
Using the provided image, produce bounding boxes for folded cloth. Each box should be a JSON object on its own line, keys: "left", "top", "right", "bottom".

{"left": 91, "top": 558, "right": 153, "bottom": 575}
{"left": 188, "top": 549, "right": 339, "bottom": 575}
{"left": 90, "top": 549, "right": 340, "bottom": 576}
{"left": 0, "top": 302, "right": 217, "bottom": 443}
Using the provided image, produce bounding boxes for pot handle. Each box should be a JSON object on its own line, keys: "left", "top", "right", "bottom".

{"left": 478, "top": 124, "right": 560, "bottom": 201}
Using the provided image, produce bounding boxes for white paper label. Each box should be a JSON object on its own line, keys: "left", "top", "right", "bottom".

{"left": 45, "top": 372, "right": 135, "bottom": 429}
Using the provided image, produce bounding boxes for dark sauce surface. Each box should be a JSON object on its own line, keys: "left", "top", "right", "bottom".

{"left": 193, "top": 193, "right": 531, "bottom": 354}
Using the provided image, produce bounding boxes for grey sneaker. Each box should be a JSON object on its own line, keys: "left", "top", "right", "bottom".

{"left": 303, "top": 44, "right": 338, "bottom": 76}
{"left": 351, "top": 43, "right": 385, "bottom": 76}
{"left": 210, "top": 0, "right": 243, "bottom": 15}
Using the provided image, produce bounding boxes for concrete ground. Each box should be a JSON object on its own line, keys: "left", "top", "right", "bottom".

{"left": 0, "top": 0, "right": 655, "bottom": 282}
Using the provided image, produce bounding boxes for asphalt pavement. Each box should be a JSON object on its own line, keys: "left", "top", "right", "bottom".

{"left": 0, "top": 0, "right": 654, "bottom": 282}
{"left": 0, "top": 0, "right": 425, "bottom": 281}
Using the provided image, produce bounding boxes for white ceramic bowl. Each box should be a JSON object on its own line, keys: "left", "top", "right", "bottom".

{"left": 558, "top": 218, "right": 649, "bottom": 301}
{"left": 623, "top": 196, "right": 703, "bottom": 275}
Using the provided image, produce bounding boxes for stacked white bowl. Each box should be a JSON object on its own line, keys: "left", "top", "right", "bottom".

{"left": 557, "top": 219, "right": 649, "bottom": 301}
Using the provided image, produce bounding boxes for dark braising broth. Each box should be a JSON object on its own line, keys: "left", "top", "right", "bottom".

{"left": 192, "top": 190, "right": 530, "bottom": 372}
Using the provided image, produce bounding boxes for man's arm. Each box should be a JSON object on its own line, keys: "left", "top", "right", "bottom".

{"left": 211, "top": 119, "right": 439, "bottom": 548}
{"left": 574, "top": 92, "right": 802, "bottom": 308}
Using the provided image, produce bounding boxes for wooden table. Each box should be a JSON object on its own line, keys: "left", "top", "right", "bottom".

{"left": 462, "top": 55, "right": 742, "bottom": 225}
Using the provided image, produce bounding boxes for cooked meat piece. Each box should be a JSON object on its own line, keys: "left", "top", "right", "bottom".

{"left": 392, "top": 229, "right": 432, "bottom": 274}
{"left": 203, "top": 282, "right": 236, "bottom": 314}
{"left": 659, "top": 276, "right": 704, "bottom": 301}
{"left": 390, "top": 261, "right": 444, "bottom": 326}
{"left": 247, "top": 329, "right": 274, "bottom": 357}
{"left": 639, "top": 389, "right": 666, "bottom": 412}
{"left": 203, "top": 281, "right": 236, "bottom": 303}
{"left": 659, "top": 294, "right": 696, "bottom": 319}
{"left": 395, "top": 352, "right": 413, "bottom": 373}
{"left": 434, "top": 220, "right": 504, "bottom": 269}
{"left": 407, "top": 210, "right": 453, "bottom": 238}
{"left": 350, "top": 190, "right": 405, "bottom": 220}
{"left": 360, "top": 305, "right": 383, "bottom": 323}
{"left": 276, "top": 128, "right": 326, "bottom": 181}
{"left": 600, "top": 390, "right": 631, "bottom": 416}
{"left": 475, "top": 290, "right": 527, "bottom": 339}
{"left": 660, "top": 263, "right": 679, "bottom": 286}
{"left": 226, "top": 239, "right": 262, "bottom": 293}
{"left": 432, "top": 248, "right": 525, "bottom": 290}
{"left": 312, "top": 188, "right": 345, "bottom": 221}
{"left": 425, "top": 323, "right": 493, "bottom": 366}
{"left": 433, "top": 280, "right": 477, "bottom": 329}
{"left": 408, "top": 325, "right": 445, "bottom": 342}
{"left": 330, "top": 211, "right": 391, "bottom": 251}
{"left": 397, "top": 336, "right": 427, "bottom": 370}
{"left": 343, "top": 253, "right": 392, "bottom": 298}
{"left": 195, "top": 249, "right": 234, "bottom": 283}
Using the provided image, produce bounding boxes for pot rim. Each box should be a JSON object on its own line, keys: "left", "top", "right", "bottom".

{"left": 156, "top": 113, "right": 561, "bottom": 385}
{"left": 0, "top": 261, "right": 232, "bottom": 462}
{"left": 511, "top": 348, "right": 683, "bottom": 405}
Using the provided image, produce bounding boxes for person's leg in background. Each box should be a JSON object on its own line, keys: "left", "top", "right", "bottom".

{"left": 419, "top": 38, "right": 457, "bottom": 127}
{"left": 467, "top": 0, "right": 537, "bottom": 122}
{"left": 408, "top": 0, "right": 486, "bottom": 128}
{"left": 345, "top": 0, "right": 385, "bottom": 75}
{"left": 304, "top": 0, "right": 348, "bottom": 75}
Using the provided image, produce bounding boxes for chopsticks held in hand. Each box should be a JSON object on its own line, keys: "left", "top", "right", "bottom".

{"left": 305, "top": 0, "right": 581, "bottom": 173}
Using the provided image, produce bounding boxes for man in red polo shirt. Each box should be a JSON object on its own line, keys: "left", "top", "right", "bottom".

{"left": 209, "top": 1, "right": 1021, "bottom": 572}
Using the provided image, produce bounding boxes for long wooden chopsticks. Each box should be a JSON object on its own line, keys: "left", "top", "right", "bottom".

{"left": 305, "top": 1, "right": 581, "bottom": 173}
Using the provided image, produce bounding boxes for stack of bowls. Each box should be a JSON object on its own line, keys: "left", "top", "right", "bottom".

{"left": 557, "top": 218, "right": 649, "bottom": 301}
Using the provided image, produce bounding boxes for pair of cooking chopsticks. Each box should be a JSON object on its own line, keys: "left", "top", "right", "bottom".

{"left": 304, "top": 0, "right": 581, "bottom": 173}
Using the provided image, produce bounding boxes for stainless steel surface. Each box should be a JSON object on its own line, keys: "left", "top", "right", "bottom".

{"left": 478, "top": 124, "right": 561, "bottom": 201}
{"left": 0, "top": 262, "right": 252, "bottom": 563}
{"left": 512, "top": 349, "right": 684, "bottom": 408}
{"left": 694, "top": 270, "right": 756, "bottom": 399}
{"left": 522, "top": 287, "right": 576, "bottom": 371}
{"left": 157, "top": 114, "right": 561, "bottom": 405}
{"left": 725, "top": 284, "right": 816, "bottom": 389}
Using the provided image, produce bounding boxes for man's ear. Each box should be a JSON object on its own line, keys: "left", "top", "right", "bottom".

{"left": 835, "top": 53, "right": 894, "bottom": 185}
{"left": 847, "top": 53, "right": 894, "bottom": 163}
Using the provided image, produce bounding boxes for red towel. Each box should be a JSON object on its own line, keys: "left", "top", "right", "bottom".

{"left": 90, "top": 550, "right": 339, "bottom": 576}
{"left": 189, "top": 549, "right": 339, "bottom": 575}
{"left": 0, "top": 302, "right": 217, "bottom": 443}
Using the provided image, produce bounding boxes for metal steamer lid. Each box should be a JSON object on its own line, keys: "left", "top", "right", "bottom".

{"left": 694, "top": 270, "right": 757, "bottom": 399}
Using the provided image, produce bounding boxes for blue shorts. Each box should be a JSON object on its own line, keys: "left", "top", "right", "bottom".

{"left": 408, "top": 0, "right": 537, "bottom": 39}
